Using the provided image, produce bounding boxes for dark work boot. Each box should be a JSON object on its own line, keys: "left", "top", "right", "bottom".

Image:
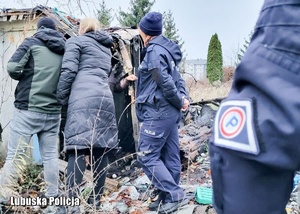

{"left": 149, "top": 192, "right": 165, "bottom": 211}
{"left": 158, "top": 198, "right": 189, "bottom": 214}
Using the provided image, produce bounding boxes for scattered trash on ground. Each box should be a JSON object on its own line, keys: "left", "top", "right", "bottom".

{"left": 1, "top": 103, "right": 300, "bottom": 214}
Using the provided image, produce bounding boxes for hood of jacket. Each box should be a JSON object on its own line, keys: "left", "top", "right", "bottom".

{"left": 34, "top": 27, "right": 65, "bottom": 55}
{"left": 84, "top": 30, "right": 113, "bottom": 48}
{"left": 148, "top": 35, "right": 182, "bottom": 65}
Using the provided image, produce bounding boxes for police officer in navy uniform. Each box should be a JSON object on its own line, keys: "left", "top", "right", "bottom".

{"left": 210, "top": 1, "right": 300, "bottom": 213}
{"left": 136, "top": 12, "right": 190, "bottom": 214}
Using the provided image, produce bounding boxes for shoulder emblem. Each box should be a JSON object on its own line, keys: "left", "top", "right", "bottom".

{"left": 213, "top": 99, "right": 260, "bottom": 155}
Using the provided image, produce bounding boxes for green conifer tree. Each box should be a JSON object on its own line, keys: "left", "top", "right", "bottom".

{"left": 117, "top": 0, "right": 155, "bottom": 27}
{"left": 163, "top": 10, "right": 186, "bottom": 72}
{"left": 163, "top": 10, "right": 184, "bottom": 48}
{"left": 96, "top": 0, "right": 113, "bottom": 28}
{"left": 206, "top": 33, "right": 223, "bottom": 83}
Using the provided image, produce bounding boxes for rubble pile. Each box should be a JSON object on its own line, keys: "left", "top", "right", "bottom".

{"left": 0, "top": 104, "right": 218, "bottom": 214}
{"left": 179, "top": 124, "right": 211, "bottom": 162}
{"left": 178, "top": 104, "right": 215, "bottom": 173}
{"left": 1, "top": 103, "right": 300, "bottom": 214}
{"left": 90, "top": 104, "right": 218, "bottom": 213}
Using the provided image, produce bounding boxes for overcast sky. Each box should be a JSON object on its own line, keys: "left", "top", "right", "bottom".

{"left": 1, "top": 0, "right": 263, "bottom": 65}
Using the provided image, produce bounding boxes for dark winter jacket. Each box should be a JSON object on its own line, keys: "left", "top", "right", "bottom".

{"left": 57, "top": 30, "right": 118, "bottom": 150}
{"left": 7, "top": 27, "right": 65, "bottom": 114}
{"left": 135, "top": 35, "right": 187, "bottom": 122}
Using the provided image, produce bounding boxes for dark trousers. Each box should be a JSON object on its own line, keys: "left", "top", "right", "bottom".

{"left": 138, "top": 118, "right": 184, "bottom": 203}
{"left": 210, "top": 144, "right": 294, "bottom": 214}
{"left": 67, "top": 148, "right": 108, "bottom": 203}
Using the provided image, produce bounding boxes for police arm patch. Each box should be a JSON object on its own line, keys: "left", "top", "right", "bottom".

{"left": 213, "top": 99, "right": 260, "bottom": 155}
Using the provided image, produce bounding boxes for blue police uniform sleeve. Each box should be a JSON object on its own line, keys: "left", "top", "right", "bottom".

{"left": 177, "top": 73, "right": 188, "bottom": 98}
{"left": 147, "top": 50, "right": 183, "bottom": 110}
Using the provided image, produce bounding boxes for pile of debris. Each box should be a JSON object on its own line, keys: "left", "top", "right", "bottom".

{"left": 0, "top": 103, "right": 219, "bottom": 214}
{"left": 2, "top": 100, "right": 299, "bottom": 214}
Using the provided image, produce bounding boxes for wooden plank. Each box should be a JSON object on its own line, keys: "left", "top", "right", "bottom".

{"left": 18, "top": 14, "right": 24, "bottom": 20}
{"left": 105, "top": 177, "right": 119, "bottom": 192}
{"left": 9, "top": 15, "right": 17, "bottom": 21}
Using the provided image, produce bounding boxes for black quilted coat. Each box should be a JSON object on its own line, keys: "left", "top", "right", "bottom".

{"left": 57, "top": 31, "right": 118, "bottom": 150}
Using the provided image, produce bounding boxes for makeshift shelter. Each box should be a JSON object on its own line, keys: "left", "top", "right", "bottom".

{"left": 0, "top": 5, "right": 143, "bottom": 158}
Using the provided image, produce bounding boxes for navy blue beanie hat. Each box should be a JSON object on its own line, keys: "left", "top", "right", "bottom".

{"left": 139, "top": 12, "right": 162, "bottom": 36}
{"left": 37, "top": 17, "right": 56, "bottom": 30}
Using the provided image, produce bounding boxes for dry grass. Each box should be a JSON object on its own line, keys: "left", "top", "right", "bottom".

{"left": 185, "top": 78, "right": 233, "bottom": 102}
